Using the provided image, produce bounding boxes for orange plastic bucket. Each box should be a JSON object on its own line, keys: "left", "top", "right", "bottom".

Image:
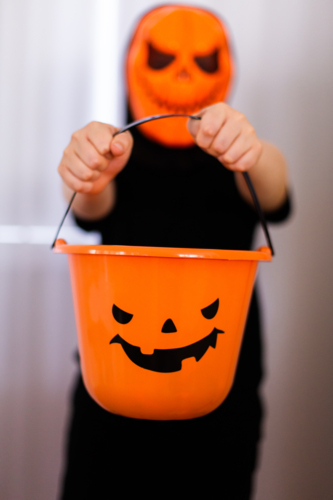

{"left": 54, "top": 239, "right": 271, "bottom": 420}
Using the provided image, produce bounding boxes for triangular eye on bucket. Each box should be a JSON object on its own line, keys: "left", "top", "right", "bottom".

{"left": 51, "top": 114, "right": 274, "bottom": 256}
{"left": 201, "top": 299, "right": 219, "bottom": 319}
{"left": 112, "top": 304, "right": 133, "bottom": 325}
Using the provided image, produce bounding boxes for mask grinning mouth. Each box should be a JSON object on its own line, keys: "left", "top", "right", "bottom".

{"left": 136, "top": 72, "right": 224, "bottom": 115}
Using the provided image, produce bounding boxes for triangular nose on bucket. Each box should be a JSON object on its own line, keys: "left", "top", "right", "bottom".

{"left": 54, "top": 240, "right": 271, "bottom": 420}
{"left": 161, "top": 319, "right": 177, "bottom": 333}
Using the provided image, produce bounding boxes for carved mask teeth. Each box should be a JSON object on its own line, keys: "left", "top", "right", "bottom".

{"left": 137, "top": 72, "right": 225, "bottom": 115}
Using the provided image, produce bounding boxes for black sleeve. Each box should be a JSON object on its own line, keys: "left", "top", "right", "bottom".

{"left": 73, "top": 209, "right": 114, "bottom": 233}
{"left": 263, "top": 191, "right": 292, "bottom": 223}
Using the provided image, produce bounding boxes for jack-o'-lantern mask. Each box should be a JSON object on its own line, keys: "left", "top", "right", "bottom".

{"left": 126, "top": 5, "right": 234, "bottom": 147}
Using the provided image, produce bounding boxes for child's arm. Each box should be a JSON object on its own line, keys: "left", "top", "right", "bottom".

{"left": 58, "top": 104, "right": 288, "bottom": 220}
{"left": 187, "top": 103, "right": 288, "bottom": 212}
{"left": 58, "top": 121, "right": 133, "bottom": 220}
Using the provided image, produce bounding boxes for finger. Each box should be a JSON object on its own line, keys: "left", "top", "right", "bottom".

{"left": 207, "top": 118, "right": 241, "bottom": 157}
{"left": 233, "top": 146, "right": 262, "bottom": 171}
{"left": 220, "top": 140, "right": 262, "bottom": 172}
{"left": 58, "top": 163, "right": 94, "bottom": 193}
{"left": 186, "top": 114, "right": 201, "bottom": 137}
{"left": 218, "top": 131, "right": 256, "bottom": 165}
{"left": 71, "top": 135, "right": 111, "bottom": 172}
{"left": 196, "top": 106, "right": 226, "bottom": 149}
{"left": 63, "top": 150, "right": 101, "bottom": 182}
{"left": 85, "top": 121, "right": 116, "bottom": 157}
{"left": 191, "top": 104, "right": 227, "bottom": 149}
{"left": 110, "top": 130, "right": 133, "bottom": 157}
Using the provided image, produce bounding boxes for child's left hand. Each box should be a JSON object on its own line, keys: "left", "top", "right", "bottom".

{"left": 187, "top": 103, "right": 263, "bottom": 172}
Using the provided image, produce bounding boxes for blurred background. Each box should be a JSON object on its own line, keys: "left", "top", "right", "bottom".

{"left": 0, "top": 0, "right": 332, "bottom": 498}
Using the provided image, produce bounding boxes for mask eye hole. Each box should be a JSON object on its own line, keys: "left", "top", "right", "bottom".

{"left": 147, "top": 42, "right": 176, "bottom": 70}
{"left": 201, "top": 299, "right": 219, "bottom": 319}
{"left": 112, "top": 304, "right": 133, "bottom": 324}
{"left": 194, "top": 50, "right": 219, "bottom": 73}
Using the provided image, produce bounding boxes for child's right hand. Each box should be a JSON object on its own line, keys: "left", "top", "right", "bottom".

{"left": 58, "top": 121, "right": 133, "bottom": 195}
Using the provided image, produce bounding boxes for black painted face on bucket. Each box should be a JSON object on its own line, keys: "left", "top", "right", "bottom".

{"left": 109, "top": 299, "right": 224, "bottom": 373}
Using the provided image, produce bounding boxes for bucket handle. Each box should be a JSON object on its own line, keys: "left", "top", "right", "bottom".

{"left": 51, "top": 114, "right": 274, "bottom": 255}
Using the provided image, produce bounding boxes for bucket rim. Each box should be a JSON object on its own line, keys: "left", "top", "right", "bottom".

{"left": 54, "top": 240, "right": 272, "bottom": 261}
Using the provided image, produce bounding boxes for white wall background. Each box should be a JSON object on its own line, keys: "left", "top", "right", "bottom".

{"left": 0, "top": 1, "right": 332, "bottom": 499}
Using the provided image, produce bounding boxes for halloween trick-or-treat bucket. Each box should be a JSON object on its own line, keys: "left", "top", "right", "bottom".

{"left": 52, "top": 115, "right": 274, "bottom": 420}
{"left": 54, "top": 241, "right": 271, "bottom": 420}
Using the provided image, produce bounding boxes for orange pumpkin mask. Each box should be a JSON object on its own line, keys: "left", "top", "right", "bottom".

{"left": 126, "top": 5, "right": 234, "bottom": 147}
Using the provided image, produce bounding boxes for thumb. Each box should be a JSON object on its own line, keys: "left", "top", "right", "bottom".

{"left": 187, "top": 114, "right": 203, "bottom": 138}
{"left": 110, "top": 130, "right": 133, "bottom": 158}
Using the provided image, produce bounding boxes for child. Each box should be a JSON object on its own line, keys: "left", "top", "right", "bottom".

{"left": 57, "top": 6, "right": 289, "bottom": 499}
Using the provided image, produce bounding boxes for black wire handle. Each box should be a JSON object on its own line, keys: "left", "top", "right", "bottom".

{"left": 51, "top": 113, "right": 274, "bottom": 255}
{"left": 242, "top": 172, "right": 275, "bottom": 255}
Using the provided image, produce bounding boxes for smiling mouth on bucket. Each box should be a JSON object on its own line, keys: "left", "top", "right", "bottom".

{"left": 109, "top": 327, "right": 224, "bottom": 373}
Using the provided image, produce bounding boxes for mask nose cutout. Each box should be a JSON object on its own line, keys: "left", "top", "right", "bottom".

{"left": 177, "top": 68, "right": 191, "bottom": 81}
{"left": 161, "top": 319, "right": 177, "bottom": 333}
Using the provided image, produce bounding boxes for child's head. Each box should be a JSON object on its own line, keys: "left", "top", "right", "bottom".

{"left": 126, "top": 5, "right": 234, "bottom": 147}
